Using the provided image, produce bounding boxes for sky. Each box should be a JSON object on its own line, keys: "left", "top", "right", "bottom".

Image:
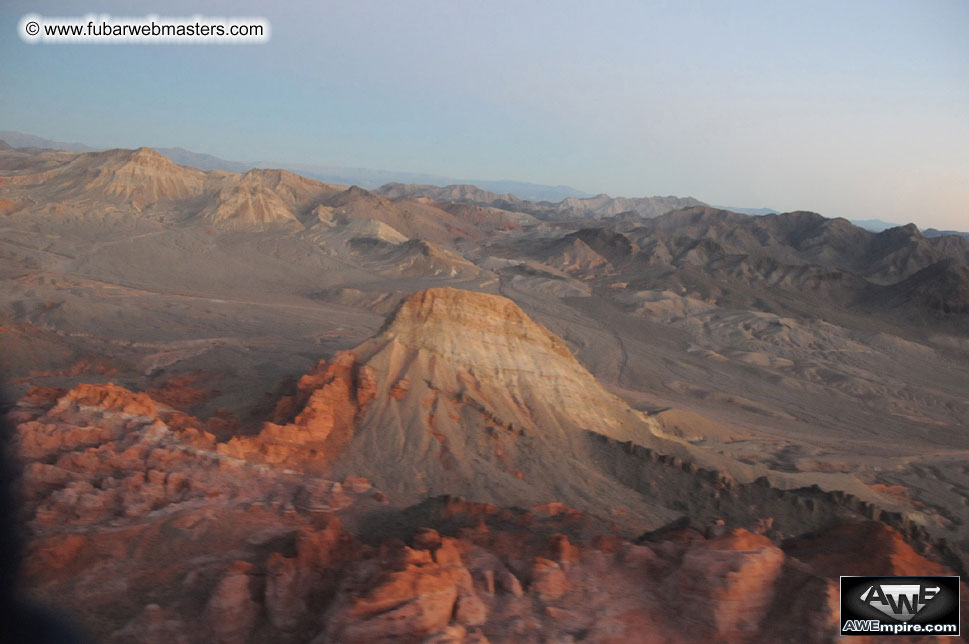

{"left": 1, "top": 0, "right": 967, "bottom": 229}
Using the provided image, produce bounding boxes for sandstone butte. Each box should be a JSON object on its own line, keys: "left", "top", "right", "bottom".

{"left": 9, "top": 288, "right": 968, "bottom": 643}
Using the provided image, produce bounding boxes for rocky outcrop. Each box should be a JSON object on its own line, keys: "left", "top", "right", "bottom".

{"left": 320, "top": 546, "right": 463, "bottom": 643}
{"left": 315, "top": 525, "right": 499, "bottom": 644}
{"left": 264, "top": 553, "right": 305, "bottom": 631}
{"left": 218, "top": 351, "right": 377, "bottom": 469}
{"left": 13, "top": 382, "right": 965, "bottom": 644}
{"left": 667, "top": 530, "right": 784, "bottom": 642}
{"left": 783, "top": 520, "right": 950, "bottom": 577}
{"left": 15, "top": 383, "right": 162, "bottom": 460}
{"left": 308, "top": 508, "right": 960, "bottom": 644}
{"left": 206, "top": 561, "right": 259, "bottom": 644}
{"left": 528, "top": 558, "right": 569, "bottom": 602}
{"left": 12, "top": 383, "right": 377, "bottom": 536}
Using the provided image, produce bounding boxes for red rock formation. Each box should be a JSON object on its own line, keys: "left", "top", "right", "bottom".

{"left": 296, "top": 516, "right": 344, "bottom": 573}
{"left": 14, "top": 383, "right": 165, "bottom": 461}
{"left": 15, "top": 410, "right": 965, "bottom": 644}
{"left": 389, "top": 378, "right": 411, "bottom": 400}
{"left": 64, "top": 382, "right": 160, "bottom": 416}
{"left": 548, "top": 534, "right": 580, "bottom": 566}
{"left": 783, "top": 520, "right": 950, "bottom": 577}
{"left": 217, "top": 351, "right": 376, "bottom": 469}
{"left": 495, "top": 567, "right": 524, "bottom": 598}
{"left": 10, "top": 324, "right": 967, "bottom": 644}
{"left": 265, "top": 553, "right": 305, "bottom": 631}
{"left": 206, "top": 561, "right": 259, "bottom": 644}
{"left": 321, "top": 548, "right": 462, "bottom": 643}
{"left": 667, "top": 530, "right": 785, "bottom": 642}
{"left": 528, "top": 557, "right": 569, "bottom": 602}
{"left": 12, "top": 382, "right": 375, "bottom": 536}
{"left": 313, "top": 516, "right": 851, "bottom": 644}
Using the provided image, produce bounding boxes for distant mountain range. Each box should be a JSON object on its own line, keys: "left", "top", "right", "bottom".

{"left": 5, "top": 141, "right": 967, "bottom": 326}
{"left": 0, "top": 130, "right": 592, "bottom": 202}
{"left": 924, "top": 228, "right": 969, "bottom": 240}
{"left": 0, "top": 130, "right": 98, "bottom": 153}
{"left": 712, "top": 213, "right": 969, "bottom": 240}
{"left": 0, "top": 144, "right": 706, "bottom": 242}
{"left": 711, "top": 206, "right": 778, "bottom": 216}
{"left": 848, "top": 218, "right": 969, "bottom": 239}
{"left": 4, "top": 130, "right": 965, "bottom": 238}
{"left": 850, "top": 218, "right": 904, "bottom": 232}
{"left": 377, "top": 182, "right": 705, "bottom": 219}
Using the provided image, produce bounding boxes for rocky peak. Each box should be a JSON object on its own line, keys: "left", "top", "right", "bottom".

{"left": 127, "top": 146, "right": 175, "bottom": 165}
{"left": 372, "top": 288, "right": 574, "bottom": 361}
{"left": 325, "top": 288, "right": 679, "bottom": 514}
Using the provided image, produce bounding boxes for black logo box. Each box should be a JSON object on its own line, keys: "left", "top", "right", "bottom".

{"left": 840, "top": 576, "right": 960, "bottom": 637}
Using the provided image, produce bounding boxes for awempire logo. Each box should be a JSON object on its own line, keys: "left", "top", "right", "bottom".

{"left": 841, "top": 576, "right": 960, "bottom": 636}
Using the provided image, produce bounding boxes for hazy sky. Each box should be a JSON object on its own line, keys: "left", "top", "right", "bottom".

{"left": 1, "top": 0, "right": 967, "bottom": 228}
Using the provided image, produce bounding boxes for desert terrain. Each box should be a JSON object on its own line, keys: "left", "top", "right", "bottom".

{"left": 2, "top": 142, "right": 968, "bottom": 642}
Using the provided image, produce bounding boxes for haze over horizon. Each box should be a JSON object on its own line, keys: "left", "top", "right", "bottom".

{"left": 1, "top": 0, "right": 967, "bottom": 229}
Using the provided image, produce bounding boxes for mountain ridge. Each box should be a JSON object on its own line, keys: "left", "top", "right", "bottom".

{"left": 377, "top": 182, "right": 706, "bottom": 220}
{"left": 0, "top": 130, "right": 592, "bottom": 202}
